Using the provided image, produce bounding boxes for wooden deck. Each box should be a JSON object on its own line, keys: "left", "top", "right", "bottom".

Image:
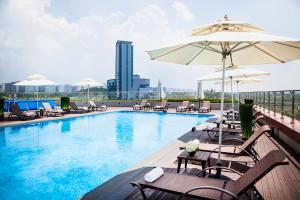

{"left": 81, "top": 129, "right": 300, "bottom": 200}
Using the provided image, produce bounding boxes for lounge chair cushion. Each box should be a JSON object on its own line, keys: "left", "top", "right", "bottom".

{"left": 137, "top": 172, "right": 232, "bottom": 200}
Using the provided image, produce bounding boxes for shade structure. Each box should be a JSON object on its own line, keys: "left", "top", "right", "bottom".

{"left": 74, "top": 78, "right": 103, "bottom": 101}
{"left": 215, "top": 77, "right": 262, "bottom": 111}
{"left": 14, "top": 74, "right": 58, "bottom": 109}
{"left": 146, "top": 15, "right": 300, "bottom": 172}
{"left": 198, "top": 67, "right": 270, "bottom": 81}
{"left": 199, "top": 67, "right": 269, "bottom": 121}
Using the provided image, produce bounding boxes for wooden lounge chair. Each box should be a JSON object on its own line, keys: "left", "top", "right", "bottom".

{"left": 153, "top": 100, "right": 168, "bottom": 111}
{"left": 199, "top": 101, "right": 211, "bottom": 113}
{"left": 133, "top": 100, "right": 147, "bottom": 110}
{"left": 176, "top": 101, "right": 189, "bottom": 112}
{"left": 203, "top": 115, "right": 265, "bottom": 139}
{"left": 88, "top": 101, "right": 107, "bottom": 111}
{"left": 42, "top": 102, "right": 64, "bottom": 117}
{"left": 70, "top": 102, "right": 89, "bottom": 113}
{"left": 131, "top": 150, "right": 288, "bottom": 200}
{"left": 8, "top": 104, "right": 36, "bottom": 120}
{"left": 198, "top": 125, "right": 271, "bottom": 162}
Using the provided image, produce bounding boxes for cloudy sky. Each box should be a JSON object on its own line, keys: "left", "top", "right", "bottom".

{"left": 0, "top": 0, "right": 300, "bottom": 92}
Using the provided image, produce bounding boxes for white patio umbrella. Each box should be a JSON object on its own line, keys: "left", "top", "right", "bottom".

{"left": 146, "top": 15, "right": 300, "bottom": 169}
{"left": 215, "top": 77, "right": 262, "bottom": 110}
{"left": 74, "top": 78, "right": 102, "bottom": 101}
{"left": 199, "top": 67, "right": 270, "bottom": 123}
{"left": 14, "top": 74, "right": 58, "bottom": 109}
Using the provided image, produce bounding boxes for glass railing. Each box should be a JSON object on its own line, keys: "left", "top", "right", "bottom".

{"left": 239, "top": 90, "right": 300, "bottom": 123}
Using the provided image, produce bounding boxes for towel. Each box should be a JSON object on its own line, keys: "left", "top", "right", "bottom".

{"left": 144, "top": 167, "right": 164, "bottom": 183}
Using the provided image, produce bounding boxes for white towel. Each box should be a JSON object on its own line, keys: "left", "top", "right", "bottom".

{"left": 144, "top": 167, "right": 164, "bottom": 183}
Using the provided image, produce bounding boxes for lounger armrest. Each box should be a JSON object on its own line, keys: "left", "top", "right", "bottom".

{"left": 211, "top": 145, "right": 257, "bottom": 163}
{"left": 200, "top": 166, "right": 243, "bottom": 176}
{"left": 178, "top": 186, "right": 239, "bottom": 200}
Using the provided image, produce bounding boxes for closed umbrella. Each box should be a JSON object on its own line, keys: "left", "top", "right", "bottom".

{"left": 74, "top": 78, "right": 102, "bottom": 101}
{"left": 146, "top": 15, "right": 300, "bottom": 174}
{"left": 14, "top": 74, "right": 58, "bottom": 109}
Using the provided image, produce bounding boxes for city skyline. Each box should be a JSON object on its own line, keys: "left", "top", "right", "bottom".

{"left": 1, "top": 0, "right": 300, "bottom": 92}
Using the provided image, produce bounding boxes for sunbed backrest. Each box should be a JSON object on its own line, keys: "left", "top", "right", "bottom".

{"left": 203, "top": 101, "right": 210, "bottom": 108}
{"left": 161, "top": 100, "right": 167, "bottom": 107}
{"left": 10, "top": 104, "right": 22, "bottom": 115}
{"left": 182, "top": 101, "right": 189, "bottom": 108}
{"left": 240, "top": 125, "right": 270, "bottom": 150}
{"left": 140, "top": 100, "right": 147, "bottom": 106}
{"left": 70, "top": 102, "right": 78, "bottom": 109}
{"left": 89, "top": 101, "right": 96, "bottom": 107}
{"left": 227, "top": 150, "right": 286, "bottom": 195}
{"left": 42, "top": 102, "right": 52, "bottom": 111}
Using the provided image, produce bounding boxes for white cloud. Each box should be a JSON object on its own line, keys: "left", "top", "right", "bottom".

{"left": 172, "top": 1, "right": 194, "bottom": 21}
{"left": 0, "top": 0, "right": 186, "bottom": 86}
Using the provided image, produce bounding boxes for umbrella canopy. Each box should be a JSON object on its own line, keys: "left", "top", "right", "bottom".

{"left": 215, "top": 77, "right": 262, "bottom": 85}
{"left": 146, "top": 15, "right": 300, "bottom": 171}
{"left": 198, "top": 67, "right": 270, "bottom": 81}
{"left": 14, "top": 74, "right": 58, "bottom": 109}
{"left": 15, "top": 74, "right": 58, "bottom": 86}
{"left": 74, "top": 78, "right": 102, "bottom": 87}
{"left": 74, "top": 78, "right": 103, "bottom": 101}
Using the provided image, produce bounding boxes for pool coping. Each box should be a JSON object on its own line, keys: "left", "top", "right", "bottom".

{"left": 0, "top": 108, "right": 215, "bottom": 128}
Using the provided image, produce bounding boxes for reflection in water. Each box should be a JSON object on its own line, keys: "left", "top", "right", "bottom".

{"left": 0, "top": 128, "right": 6, "bottom": 147}
{"left": 115, "top": 113, "right": 134, "bottom": 150}
{"left": 61, "top": 120, "right": 71, "bottom": 133}
{"left": 156, "top": 114, "right": 164, "bottom": 141}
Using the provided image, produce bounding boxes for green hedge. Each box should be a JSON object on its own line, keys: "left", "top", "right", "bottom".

{"left": 239, "top": 101, "right": 253, "bottom": 139}
{"left": 0, "top": 98, "right": 4, "bottom": 115}
{"left": 61, "top": 97, "right": 70, "bottom": 109}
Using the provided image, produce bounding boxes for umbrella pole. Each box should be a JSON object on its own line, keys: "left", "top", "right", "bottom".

{"left": 216, "top": 56, "right": 226, "bottom": 177}
{"left": 230, "top": 76, "right": 235, "bottom": 126}
{"left": 237, "top": 81, "right": 240, "bottom": 111}
{"left": 88, "top": 85, "right": 90, "bottom": 101}
{"left": 36, "top": 85, "right": 39, "bottom": 109}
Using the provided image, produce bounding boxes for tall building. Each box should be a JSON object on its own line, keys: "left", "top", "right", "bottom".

{"left": 107, "top": 79, "right": 117, "bottom": 99}
{"left": 115, "top": 40, "right": 133, "bottom": 100}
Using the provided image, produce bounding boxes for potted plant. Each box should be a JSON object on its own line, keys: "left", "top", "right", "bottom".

{"left": 239, "top": 99, "right": 253, "bottom": 139}
{"left": 0, "top": 98, "right": 4, "bottom": 121}
{"left": 61, "top": 97, "right": 70, "bottom": 113}
{"left": 185, "top": 139, "right": 200, "bottom": 156}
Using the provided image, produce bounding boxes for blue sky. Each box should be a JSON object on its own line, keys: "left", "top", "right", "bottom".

{"left": 0, "top": 0, "right": 300, "bottom": 91}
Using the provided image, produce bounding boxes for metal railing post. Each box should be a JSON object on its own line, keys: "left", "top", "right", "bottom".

{"left": 263, "top": 92, "right": 266, "bottom": 110}
{"left": 273, "top": 91, "right": 276, "bottom": 115}
{"left": 291, "top": 90, "right": 295, "bottom": 124}
{"left": 268, "top": 91, "right": 271, "bottom": 113}
{"left": 281, "top": 91, "right": 284, "bottom": 119}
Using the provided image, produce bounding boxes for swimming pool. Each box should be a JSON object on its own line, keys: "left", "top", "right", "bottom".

{"left": 0, "top": 111, "right": 212, "bottom": 200}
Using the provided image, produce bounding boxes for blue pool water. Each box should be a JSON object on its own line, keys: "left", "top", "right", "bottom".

{"left": 0, "top": 111, "right": 212, "bottom": 200}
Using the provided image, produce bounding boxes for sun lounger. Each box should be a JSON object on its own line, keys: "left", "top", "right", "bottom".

{"left": 131, "top": 150, "right": 288, "bottom": 200}
{"left": 132, "top": 100, "right": 147, "bottom": 110}
{"left": 198, "top": 125, "right": 270, "bottom": 162}
{"left": 42, "top": 102, "right": 64, "bottom": 117}
{"left": 176, "top": 101, "right": 189, "bottom": 112}
{"left": 8, "top": 104, "right": 36, "bottom": 120}
{"left": 199, "top": 101, "right": 211, "bottom": 113}
{"left": 153, "top": 100, "right": 168, "bottom": 111}
{"left": 88, "top": 101, "right": 107, "bottom": 111}
{"left": 70, "top": 102, "right": 89, "bottom": 113}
